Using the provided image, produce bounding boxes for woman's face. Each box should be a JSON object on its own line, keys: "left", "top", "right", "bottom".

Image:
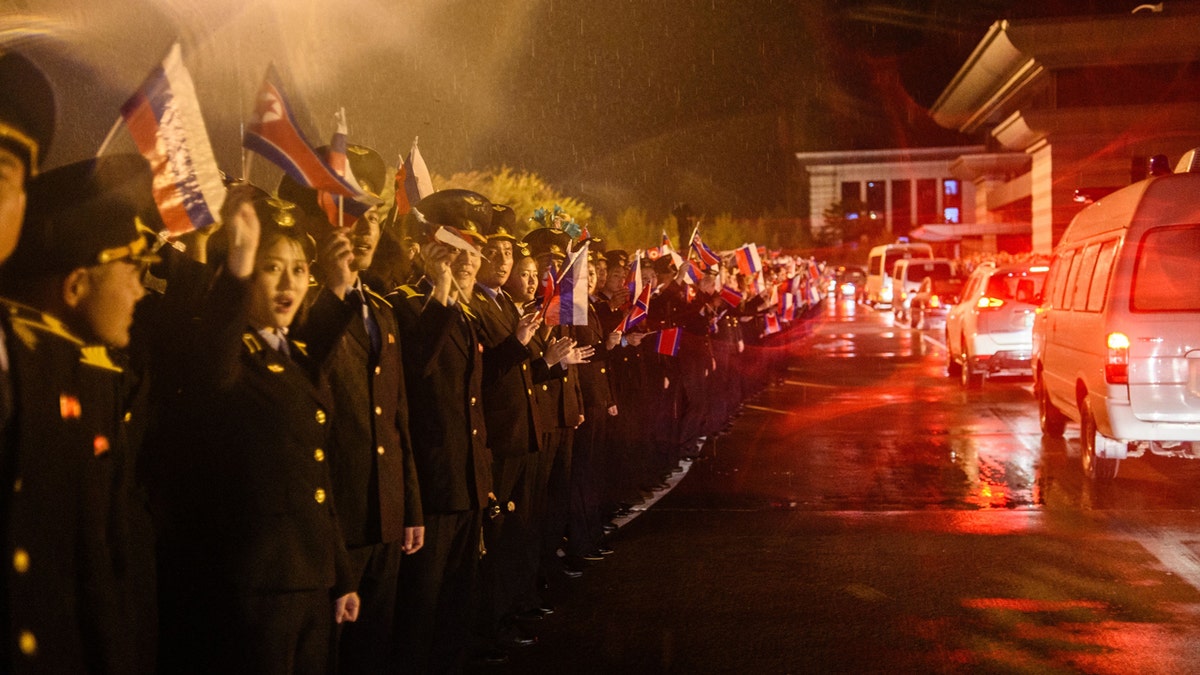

{"left": 587, "top": 261, "right": 598, "bottom": 295}
{"left": 505, "top": 257, "right": 540, "bottom": 304}
{"left": 249, "top": 236, "right": 310, "bottom": 330}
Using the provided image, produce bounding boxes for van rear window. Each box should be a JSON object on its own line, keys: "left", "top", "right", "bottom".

{"left": 1132, "top": 225, "right": 1200, "bottom": 312}
{"left": 985, "top": 271, "right": 1046, "bottom": 303}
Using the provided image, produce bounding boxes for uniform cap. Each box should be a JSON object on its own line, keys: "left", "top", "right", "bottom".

{"left": 522, "top": 226, "right": 569, "bottom": 262}
{"left": 13, "top": 154, "right": 162, "bottom": 276}
{"left": 410, "top": 189, "right": 491, "bottom": 244}
{"left": 486, "top": 203, "right": 518, "bottom": 241}
{"left": 0, "top": 50, "right": 56, "bottom": 175}
{"left": 604, "top": 249, "right": 629, "bottom": 269}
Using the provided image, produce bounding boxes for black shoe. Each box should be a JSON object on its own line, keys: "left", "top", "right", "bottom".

{"left": 506, "top": 634, "right": 538, "bottom": 648}
{"left": 562, "top": 566, "right": 584, "bottom": 579}
{"left": 597, "top": 546, "right": 615, "bottom": 556}
{"left": 601, "top": 523, "right": 618, "bottom": 534}
{"left": 537, "top": 604, "right": 555, "bottom": 616}
{"left": 578, "top": 550, "right": 604, "bottom": 562}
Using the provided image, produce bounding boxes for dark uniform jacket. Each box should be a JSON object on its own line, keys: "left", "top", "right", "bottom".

{"left": 151, "top": 272, "right": 355, "bottom": 595}
{"left": 293, "top": 284, "right": 422, "bottom": 548}
{"left": 0, "top": 302, "right": 106, "bottom": 674}
{"left": 571, "top": 302, "right": 616, "bottom": 411}
{"left": 527, "top": 326, "right": 584, "bottom": 432}
{"left": 471, "top": 284, "right": 542, "bottom": 459}
{"left": 391, "top": 280, "right": 492, "bottom": 514}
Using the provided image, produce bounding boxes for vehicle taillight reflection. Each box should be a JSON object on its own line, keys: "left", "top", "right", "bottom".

{"left": 1106, "top": 332, "right": 1130, "bottom": 384}
{"left": 929, "top": 296, "right": 941, "bottom": 308}
{"left": 976, "top": 296, "right": 1005, "bottom": 310}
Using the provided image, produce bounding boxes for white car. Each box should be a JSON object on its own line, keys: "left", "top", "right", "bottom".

{"left": 945, "top": 261, "right": 1048, "bottom": 387}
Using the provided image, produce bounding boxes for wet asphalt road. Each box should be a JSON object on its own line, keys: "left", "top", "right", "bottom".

{"left": 482, "top": 298, "right": 1200, "bottom": 674}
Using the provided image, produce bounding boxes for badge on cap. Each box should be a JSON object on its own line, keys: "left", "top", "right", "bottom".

{"left": 59, "top": 394, "right": 82, "bottom": 420}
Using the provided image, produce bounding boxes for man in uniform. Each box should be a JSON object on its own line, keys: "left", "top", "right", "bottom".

{"left": 470, "top": 204, "right": 544, "bottom": 659}
{"left": 284, "top": 144, "right": 425, "bottom": 673}
{"left": 0, "top": 148, "right": 161, "bottom": 674}
{"left": 392, "top": 189, "right": 494, "bottom": 673}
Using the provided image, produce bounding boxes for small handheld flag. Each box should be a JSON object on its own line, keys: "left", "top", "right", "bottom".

{"left": 404, "top": 137, "right": 434, "bottom": 206}
{"left": 244, "top": 65, "right": 372, "bottom": 201}
{"left": 719, "top": 285, "right": 743, "bottom": 308}
{"left": 543, "top": 242, "right": 590, "bottom": 326}
{"left": 690, "top": 231, "right": 721, "bottom": 271}
{"left": 119, "top": 43, "right": 225, "bottom": 234}
{"left": 734, "top": 243, "right": 762, "bottom": 277}
{"left": 656, "top": 327, "right": 682, "bottom": 356}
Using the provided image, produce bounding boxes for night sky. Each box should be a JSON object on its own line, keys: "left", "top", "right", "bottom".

{"left": 6, "top": 0, "right": 1120, "bottom": 221}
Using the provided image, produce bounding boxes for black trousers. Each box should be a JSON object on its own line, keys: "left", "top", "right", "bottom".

{"left": 397, "top": 509, "right": 482, "bottom": 674}
{"left": 336, "top": 541, "right": 402, "bottom": 674}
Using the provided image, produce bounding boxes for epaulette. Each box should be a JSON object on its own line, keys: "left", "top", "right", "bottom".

{"left": 365, "top": 287, "right": 393, "bottom": 309}
{"left": 2, "top": 300, "right": 83, "bottom": 350}
{"left": 143, "top": 272, "right": 167, "bottom": 295}
{"left": 242, "top": 332, "right": 264, "bottom": 354}
{"left": 461, "top": 303, "right": 478, "bottom": 320}
{"left": 291, "top": 340, "right": 309, "bottom": 357}
{"left": 397, "top": 285, "right": 423, "bottom": 300}
{"left": 79, "top": 345, "right": 123, "bottom": 373}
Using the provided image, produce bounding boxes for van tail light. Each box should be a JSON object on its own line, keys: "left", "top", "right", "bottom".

{"left": 1106, "top": 332, "right": 1130, "bottom": 384}
{"left": 929, "top": 295, "right": 941, "bottom": 308}
{"left": 976, "top": 296, "right": 1005, "bottom": 310}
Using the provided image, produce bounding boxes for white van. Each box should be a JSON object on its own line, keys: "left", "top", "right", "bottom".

{"left": 1033, "top": 166, "right": 1200, "bottom": 481}
{"left": 891, "top": 258, "right": 957, "bottom": 323}
{"left": 863, "top": 241, "right": 933, "bottom": 307}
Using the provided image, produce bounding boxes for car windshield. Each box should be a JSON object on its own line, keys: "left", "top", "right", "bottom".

{"left": 984, "top": 270, "right": 1046, "bottom": 304}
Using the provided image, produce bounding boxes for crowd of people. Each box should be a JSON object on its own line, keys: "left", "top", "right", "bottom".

{"left": 0, "top": 49, "right": 825, "bottom": 674}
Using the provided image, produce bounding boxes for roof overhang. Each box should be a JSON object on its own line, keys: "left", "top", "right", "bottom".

{"left": 909, "top": 222, "right": 1031, "bottom": 242}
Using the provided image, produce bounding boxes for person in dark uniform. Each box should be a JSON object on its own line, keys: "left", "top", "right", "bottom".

{"left": 149, "top": 195, "right": 360, "bottom": 674}
{"left": 521, "top": 227, "right": 589, "bottom": 584}
{"left": 284, "top": 144, "right": 424, "bottom": 674}
{"left": 564, "top": 249, "right": 621, "bottom": 564}
{"left": 0, "top": 152, "right": 167, "bottom": 675}
{"left": 392, "top": 189, "right": 494, "bottom": 673}
{"left": 470, "top": 204, "right": 545, "bottom": 660}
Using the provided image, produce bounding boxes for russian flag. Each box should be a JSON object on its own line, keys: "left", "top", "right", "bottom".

{"left": 545, "top": 242, "right": 589, "bottom": 326}
{"left": 691, "top": 231, "right": 721, "bottom": 271}
{"left": 317, "top": 107, "right": 372, "bottom": 228}
{"left": 781, "top": 292, "right": 795, "bottom": 322}
{"left": 719, "top": 285, "right": 743, "bottom": 308}
{"left": 656, "top": 327, "right": 682, "bottom": 356}
{"left": 244, "top": 65, "right": 370, "bottom": 201}
{"left": 403, "top": 137, "right": 434, "bottom": 206}
{"left": 119, "top": 43, "right": 225, "bottom": 234}
{"left": 683, "top": 260, "right": 701, "bottom": 285}
{"left": 734, "top": 243, "right": 762, "bottom": 277}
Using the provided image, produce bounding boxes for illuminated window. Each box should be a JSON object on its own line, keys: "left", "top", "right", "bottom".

{"left": 943, "top": 207, "right": 960, "bottom": 224}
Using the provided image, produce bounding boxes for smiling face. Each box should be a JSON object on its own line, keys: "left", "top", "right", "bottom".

{"left": 451, "top": 245, "right": 481, "bottom": 290}
{"left": 249, "top": 235, "right": 310, "bottom": 331}
{"left": 348, "top": 205, "right": 383, "bottom": 273}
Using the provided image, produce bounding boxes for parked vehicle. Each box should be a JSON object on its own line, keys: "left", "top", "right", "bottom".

{"left": 891, "top": 258, "right": 957, "bottom": 323}
{"left": 1033, "top": 166, "right": 1200, "bottom": 481}
{"left": 908, "top": 274, "right": 965, "bottom": 330}
{"left": 945, "top": 261, "right": 1047, "bottom": 388}
{"left": 862, "top": 240, "right": 933, "bottom": 308}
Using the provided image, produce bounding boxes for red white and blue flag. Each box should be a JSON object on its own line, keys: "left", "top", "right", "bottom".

{"left": 734, "top": 243, "right": 762, "bottom": 277}
{"left": 781, "top": 292, "right": 795, "bottom": 322}
{"left": 403, "top": 137, "right": 434, "bottom": 206}
{"left": 318, "top": 107, "right": 372, "bottom": 228}
{"left": 690, "top": 231, "right": 721, "bottom": 271}
{"left": 433, "top": 225, "right": 481, "bottom": 254}
{"left": 719, "top": 285, "right": 743, "bottom": 308}
{"left": 545, "top": 242, "right": 590, "bottom": 326}
{"left": 763, "top": 312, "right": 781, "bottom": 336}
{"left": 244, "top": 65, "right": 366, "bottom": 200}
{"left": 682, "top": 260, "right": 701, "bottom": 285}
{"left": 119, "top": 43, "right": 225, "bottom": 234}
{"left": 656, "top": 327, "right": 682, "bottom": 356}
{"left": 621, "top": 278, "right": 652, "bottom": 332}
{"left": 623, "top": 253, "right": 643, "bottom": 310}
